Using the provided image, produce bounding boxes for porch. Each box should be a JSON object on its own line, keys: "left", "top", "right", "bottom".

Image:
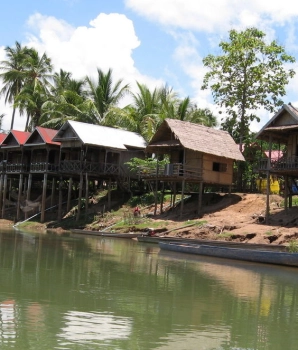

{"left": 138, "top": 163, "right": 203, "bottom": 182}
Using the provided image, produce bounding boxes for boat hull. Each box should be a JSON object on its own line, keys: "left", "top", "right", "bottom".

{"left": 139, "top": 236, "right": 288, "bottom": 251}
{"left": 71, "top": 229, "right": 143, "bottom": 238}
{"left": 159, "top": 242, "right": 298, "bottom": 267}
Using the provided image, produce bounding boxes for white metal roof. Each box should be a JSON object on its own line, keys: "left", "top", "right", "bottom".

{"left": 55, "top": 120, "right": 147, "bottom": 150}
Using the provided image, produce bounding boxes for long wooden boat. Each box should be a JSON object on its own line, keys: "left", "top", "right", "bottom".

{"left": 158, "top": 242, "right": 298, "bottom": 267}
{"left": 71, "top": 229, "right": 143, "bottom": 238}
{"left": 138, "top": 236, "right": 288, "bottom": 252}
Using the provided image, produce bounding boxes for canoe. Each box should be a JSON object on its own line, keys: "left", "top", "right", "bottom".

{"left": 158, "top": 242, "right": 298, "bottom": 267}
{"left": 138, "top": 236, "right": 288, "bottom": 252}
{"left": 71, "top": 229, "right": 143, "bottom": 238}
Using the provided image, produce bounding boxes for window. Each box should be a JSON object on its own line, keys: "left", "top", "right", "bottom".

{"left": 213, "top": 162, "right": 227, "bottom": 172}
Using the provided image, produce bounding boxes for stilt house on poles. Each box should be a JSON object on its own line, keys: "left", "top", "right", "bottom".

{"left": 138, "top": 119, "right": 244, "bottom": 216}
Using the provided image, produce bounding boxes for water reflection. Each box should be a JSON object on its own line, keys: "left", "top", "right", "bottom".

{"left": 58, "top": 311, "right": 132, "bottom": 344}
{"left": 0, "top": 229, "right": 298, "bottom": 349}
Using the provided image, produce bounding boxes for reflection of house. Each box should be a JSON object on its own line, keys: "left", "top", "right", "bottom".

{"left": 0, "top": 121, "right": 146, "bottom": 222}
{"left": 256, "top": 103, "right": 298, "bottom": 218}
{"left": 139, "top": 119, "right": 244, "bottom": 215}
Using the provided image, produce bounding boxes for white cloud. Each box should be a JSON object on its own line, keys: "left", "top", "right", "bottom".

{"left": 1, "top": 12, "right": 164, "bottom": 131}
{"left": 125, "top": 0, "right": 298, "bottom": 32}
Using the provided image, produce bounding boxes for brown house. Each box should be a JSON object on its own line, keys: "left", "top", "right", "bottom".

{"left": 256, "top": 103, "right": 298, "bottom": 218}
{"left": 140, "top": 119, "right": 244, "bottom": 215}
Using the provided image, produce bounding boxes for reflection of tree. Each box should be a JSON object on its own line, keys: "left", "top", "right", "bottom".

{"left": 0, "top": 230, "right": 298, "bottom": 349}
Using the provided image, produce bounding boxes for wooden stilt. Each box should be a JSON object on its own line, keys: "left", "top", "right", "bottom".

{"left": 51, "top": 178, "right": 56, "bottom": 208}
{"left": 0, "top": 174, "right": 3, "bottom": 216}
{"left": 17, "top": 174, "right": 23, "bottom": 221}
{"left": 67, "top": 177, "right": 73, "bottom": 213}
{"left": 160, "top": 181, "right": 165, "bottom": 214}
{"left": 180, "top": 180, "right": 185, "bottom": 217}
{"left": 108, "top": 178, "right": 111, "bottom": 211}
{"left": 284, "top": 175, "right": 288, "bottom": 213}
{"left": 58, "top": 176, "right": 63, "bottom": 222}
{"left": 265, "top": 135, "right": 272, "bottom": 224}
{"left": 198, "top": 181, "right": 203, "bottom": 217}
{"left": 2, "top": 175, "right": 7, "bottom": 219}
{"left": 85, "top": 173, "right": 89, "bottom": 216}
{"left": 76, "top": 173, "right": 83, "bottom": 221}
{"left": 173, "top": 182, "right": 177, "bottom": 209}
{"left": 25, "top": 174, "right": 32, "bottom": 220}
{"left": 41, "top": 173, "right": 48, "bottom": 223}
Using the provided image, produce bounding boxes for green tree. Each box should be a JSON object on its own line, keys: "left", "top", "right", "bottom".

{"left": 202, "top": 27, "right": 295, "bottom": 152}
{"left": 85, "top": 68, "right": 129, "bottom": 124}
{"left": 0, "top": 41, "right": 28, "bottom": 129}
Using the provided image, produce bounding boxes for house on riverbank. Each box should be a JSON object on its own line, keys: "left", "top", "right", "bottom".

{"left": 0, "top": 121, "right": 146, "bottom": 222}
{"left": 256, "top": 103, "right": 298, "bottom": 220}
{"left": 138, "top": 119, "right": 244, "bottom": 216}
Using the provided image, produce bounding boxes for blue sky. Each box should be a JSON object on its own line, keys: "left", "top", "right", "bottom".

{"left": 1, "top": 0, "right": 298, "bottom": 131}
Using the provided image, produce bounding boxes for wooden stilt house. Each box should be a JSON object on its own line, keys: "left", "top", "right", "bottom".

{"left": 140, "top": 119, "right": 244, "bottom": 215}
{"left": 255, "top": 103, "right": 298, "bottom": 220}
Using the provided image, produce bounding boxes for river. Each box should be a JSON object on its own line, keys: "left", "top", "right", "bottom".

{"left": 0, "top": 228, "right": 297, "bottom": 349}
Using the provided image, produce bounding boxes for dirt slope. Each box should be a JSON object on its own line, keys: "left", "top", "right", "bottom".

{"left": 150, "top": 193, "right": 298, "bottom": 245}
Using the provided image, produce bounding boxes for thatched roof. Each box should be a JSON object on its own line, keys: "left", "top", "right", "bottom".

{"left": 147, "top": 119, "right": 245, "bottom": 161}
{"left": 256, "top": 104, "right": 298, "bottom": 143}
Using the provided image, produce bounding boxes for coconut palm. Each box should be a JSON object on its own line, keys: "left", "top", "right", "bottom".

{"left": 85, "top": 68, "right": 129, "bottom": 124}
{"left": 0, "top": 41, "right": 28, "bottom": 130}
{"left": 13, "top": 48, "right": 53, "bottom": 131}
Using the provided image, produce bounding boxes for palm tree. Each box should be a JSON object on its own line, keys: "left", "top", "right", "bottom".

{"left": 13, "top": 48, "right": 53, "bottom": 131}
{"left": 85, "top": 68, "right": 129, "bottom": 124}
{"left": 0, "top": 41, "right": 28, "bottom": 129}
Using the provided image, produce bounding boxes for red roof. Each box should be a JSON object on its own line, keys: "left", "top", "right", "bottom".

{"left": 35, "top": 127, "right": 60, "bottom": 146}
{"left": 10, "top": 130, "right": 31, "bottom": 145}
{"left": 0, "top": 133, "right": 8, "bottom": 145}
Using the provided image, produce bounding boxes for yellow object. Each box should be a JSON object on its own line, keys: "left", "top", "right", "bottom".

{"left": 256, "top": 177, "right": 280, "bottom": 194}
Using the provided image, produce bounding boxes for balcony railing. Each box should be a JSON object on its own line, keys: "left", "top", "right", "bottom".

{"left": 259, "top": 157, "right": 298, "bottom": 171}
{"left": 60, "top": 160, "right": 120, "bottom": 175}
{"left": 30, "top": 162, "right": 58, "bottom": 172}
{"left": 139, "top": 163, "right": 203, "bottom": 180}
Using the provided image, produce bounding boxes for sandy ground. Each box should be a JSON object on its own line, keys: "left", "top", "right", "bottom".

{"left": 144, "top": 193, "right": 298, "bottom": 245}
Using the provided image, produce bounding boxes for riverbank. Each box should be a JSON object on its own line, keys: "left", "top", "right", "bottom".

{"left": 7, "top": 193, "right": 298, "bottom": 246}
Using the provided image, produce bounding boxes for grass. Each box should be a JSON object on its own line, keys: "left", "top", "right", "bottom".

{"left": 182, "top": 220, "right": 207, "bottom": 226}
{"left": 288, "top": 240, "right": 298, "bottom": 253}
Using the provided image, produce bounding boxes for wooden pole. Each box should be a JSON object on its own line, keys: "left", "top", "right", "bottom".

{"left": 58, "top": 176, "right": 63, "bottom": 222}
{"left": 40, "top": 173, "right": 48, "bottom": 223}
{"left": 0, "top": 174, "right": 3, "bottom": 216}
{"left": 51, "top": 177, "right": 56, "bottom": 208}
{"left": 25, "top": 174, "right": 32, "bottom": 220}
{"left": 265, "top": 135, "right": 272, "bottom": 224}
{"left": 76, "top": 173, "right": 83, "bottom": 221}
{"left": 67, "top": 177, "right": 73, "bottom": 213}
{"left": 284, "top": 175, "right": 288, "bottom": 213}
{"left": 17, "top": 174, "right": 23, "bottom": 221}
{"left": 2, "top": 174, "right": 7, "bottom": 219}
{"left": 180, "top": 179, "right": 185, "bottom": 217}
{"left": 85, "top": 173, "right": 89, "bottom": 216}
{"left": 198, "top": 181, "right": 203, "bottom": 217}
{"left": 108, "top": 178, "right": 111, "bottom": 211}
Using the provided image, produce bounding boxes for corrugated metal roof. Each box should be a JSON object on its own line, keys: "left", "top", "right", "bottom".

{"left": 147, "top": 119, "right": 245, "bottom": 161}
{"left": 0, "top": 133, "right": 8, "bottom": 145}
{"left": 34, "top": 127, "right": 60, "bottom": 145}
{"left": 54, "top": 120, "right": 147, "bottom": 150}
{"left": 2, "top": 130, "right": 31, "bottom": 146}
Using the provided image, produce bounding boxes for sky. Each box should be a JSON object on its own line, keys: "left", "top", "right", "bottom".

{"left": 1, "top": 0, "right": 298, "bottom": 132}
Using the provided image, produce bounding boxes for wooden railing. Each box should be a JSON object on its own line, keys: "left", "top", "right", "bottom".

{"left": 259, "top": 157, "right": 298, "bottom": 171}
{"left": 6, "top": 163, "right": 28, "bottom": 173}
{"left": 30, "top": 162, "right": 58, "bottom": 172}
{"left": 138, "top": 163, "right": 203, "bottom": 180}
